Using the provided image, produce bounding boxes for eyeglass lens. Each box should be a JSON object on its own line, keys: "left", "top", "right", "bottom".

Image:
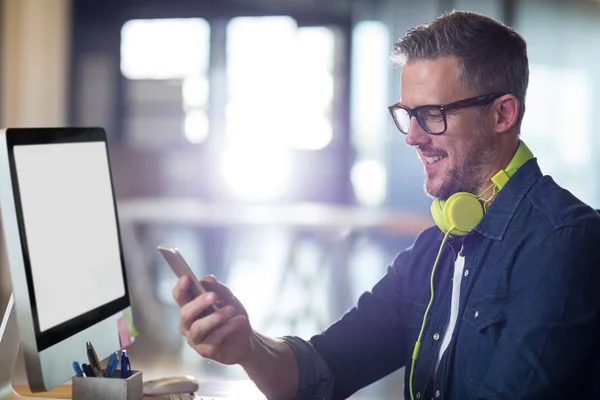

{"left": 392, "top": 106, "right": 446, "bottom": 134}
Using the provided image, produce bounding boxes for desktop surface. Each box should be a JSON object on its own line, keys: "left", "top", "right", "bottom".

{"left": 14, "top": 380, "right": 266, "bottom": 399}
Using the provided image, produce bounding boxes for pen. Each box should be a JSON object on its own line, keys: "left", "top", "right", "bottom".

{"left": 72, "top": 361, "right": 84, "bottom": 377}
{"left": 120, "top": 349, "right": 131, "bottom": 378}
{"left": 81, "top": 363, "right": 95, "bottom": 377}
{"left": 87, "top": 342, "right": 103, "bottom": 375}
{"left": 85, "top": 342, "right": 93, "bottom": 366}
{"left": 104, "top": 352, "right": 118, "bottom": 377}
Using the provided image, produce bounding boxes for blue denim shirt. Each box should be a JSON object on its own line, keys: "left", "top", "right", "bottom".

{"left": 283, "top": 158, "right": 600, "bottom": 400}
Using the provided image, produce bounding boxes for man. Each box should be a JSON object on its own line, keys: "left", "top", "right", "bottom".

{"left": 173, "top": 11, "right": 600, "bottom": 400}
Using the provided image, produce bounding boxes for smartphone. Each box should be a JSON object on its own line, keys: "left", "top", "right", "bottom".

{"left": 157, "top": 244, "right": 220, "bottom": 315}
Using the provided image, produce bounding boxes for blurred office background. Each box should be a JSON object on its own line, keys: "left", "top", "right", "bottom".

{"left": 1, "top": 0, "right": 600, "bottom": 398}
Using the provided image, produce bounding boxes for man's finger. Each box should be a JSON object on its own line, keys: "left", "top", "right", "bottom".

{"left": 193, "top": 315, "right": 248, "bottom": 360}
{"left": 187, "top": 305, "right": 237, "bottom": 346}
{"left": 173, "top": 276, "right": 193, "bottom": 307}
{"left": 201, "top": 278, "right": 235, "bottom": 303}
{"left": 202, "top": 315, "right": 248, "bottom": 348}
{"left": 179, "top": 292, "right": 217, "bottom": 332}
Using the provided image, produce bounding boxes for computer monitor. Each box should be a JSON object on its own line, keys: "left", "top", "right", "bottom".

{"left": 0, "top": 128, "right": 132, "bottom": 396}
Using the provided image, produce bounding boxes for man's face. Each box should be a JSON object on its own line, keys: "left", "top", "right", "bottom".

{"left": 400, "top": 56, "right": 497, "bottom": 200}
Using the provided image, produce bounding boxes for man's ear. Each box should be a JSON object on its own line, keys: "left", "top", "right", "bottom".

{"left": 495, "top": 95, "right": 519, "bottom": 133}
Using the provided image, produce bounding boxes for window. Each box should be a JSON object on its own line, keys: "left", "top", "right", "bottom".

{"left": 221, "top": 16, "right": 338, "bottom": 200}
{"left": 350, "top": 21, "right": 390, "bottom": 207}
{"left": 225, "top": 16, "right": 335, "bottom": 151}
{"left": 120, "top": 18, "right": 211, "bottom": 146}
{"left": 522, "top": 64, "right": 596, "bottom": 206}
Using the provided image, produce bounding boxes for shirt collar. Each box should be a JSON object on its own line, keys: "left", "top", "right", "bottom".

{"left": 472, "top": 157, "right": 542, "bottom": 240}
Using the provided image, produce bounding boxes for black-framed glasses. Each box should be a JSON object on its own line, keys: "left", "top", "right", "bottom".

{"left": 388, "top": 93, "right": 507, "bottom": 135}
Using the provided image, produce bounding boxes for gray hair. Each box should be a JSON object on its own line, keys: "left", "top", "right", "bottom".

{"left": 391, "top": 11, "right": 529, "bottom": 133}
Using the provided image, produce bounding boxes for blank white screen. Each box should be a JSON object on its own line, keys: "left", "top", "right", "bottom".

{"left": 13, "top": 142, "right": 125, "bottom": 332}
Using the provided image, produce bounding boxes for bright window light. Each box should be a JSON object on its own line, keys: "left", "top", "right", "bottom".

{"left": 120, "top": 18, "right": 210, "bottom": 80}
{"left": 351, "top": 21, "right": 389, "bottom": 146}
{"left": 350, "top": 21, "right": 390, "bottom": 158}
{"left": 120, "top": 18, "right": 211, "bottom": 145}
{"left": 182, "top": 75, "right": 209, "bottom": 110}
{"left": 350, "top": 21, "right": 390, "bottom": 207}
{"left": 184, "top": 109, "right": 209, "bottom": 144}
{"left": 522, "top": 64, "right": 595, "bottom": 206}
{"left": 226, "top": 17, "right": 335, "bottom": 151}
{"left": 351, "top": 159, "right": 388, "bottom": 207}
{"left": 220, "top": 144, "right": 291, "bottom": 200}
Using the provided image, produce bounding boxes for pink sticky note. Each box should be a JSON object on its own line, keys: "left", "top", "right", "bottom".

{"left": 118, "top": 317, "right": 132, "bottom": 348}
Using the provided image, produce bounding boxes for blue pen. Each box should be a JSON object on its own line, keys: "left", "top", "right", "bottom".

{"left": 120, "top": 350, "right": 131, "bottom": 378}
{"left": 104, "top": 353, "right": 114, "bottom": 377}
{"left": 72, "top": 361, "right": 84, "bottom": 377}
{"left": 104, "top": 352, "right": 118, "bottom": 377}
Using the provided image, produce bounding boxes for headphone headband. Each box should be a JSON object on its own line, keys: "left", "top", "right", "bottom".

{"left": 491, "top": 140, "right": 534, "bottom": 190}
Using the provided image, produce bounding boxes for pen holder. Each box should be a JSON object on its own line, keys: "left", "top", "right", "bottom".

{"left": 72, "top": 370, "right": 142, "bottom": 400}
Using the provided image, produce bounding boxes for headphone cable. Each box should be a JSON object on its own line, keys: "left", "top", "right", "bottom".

{"left": 409, "top": 229, "right": 452, "bottom": 400}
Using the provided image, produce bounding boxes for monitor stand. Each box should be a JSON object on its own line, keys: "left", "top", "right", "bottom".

{"left": 0, "top": 295, "right": 56, "bottom": 400}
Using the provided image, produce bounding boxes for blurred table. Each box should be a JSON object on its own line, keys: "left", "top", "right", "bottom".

{"left": 14, "top": 379, "right": 266, "bottom": 399}
{"left": 117, "top": 198, "right": 431, "bottom": 233}
{"left": 15, "top": 384, "right": 170, "bottom": 399}
{"left": 14, "top": 385, "right": 66, "bottom": 398}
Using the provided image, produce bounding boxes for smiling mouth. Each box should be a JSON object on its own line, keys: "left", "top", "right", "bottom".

{"left": 423, "top": 155, "right": 447, "bottom": 164}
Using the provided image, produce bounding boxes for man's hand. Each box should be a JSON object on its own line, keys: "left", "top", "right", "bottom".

{"left": 173, "top": 275, "right": 300, "bottom": 399}
{"left": 173, "top": 275, "right": 254, "bottom": 365}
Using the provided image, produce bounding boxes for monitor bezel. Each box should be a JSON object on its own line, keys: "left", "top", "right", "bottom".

{"left": 5, "top": 127, "right": 130, "bottom": 351}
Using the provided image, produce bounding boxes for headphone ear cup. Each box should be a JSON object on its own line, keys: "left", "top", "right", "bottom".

{"left": 443, "top": 193, "right": 484, "bottom": 236}
{"left": 431, "top": 199, "right": 451, "bottom": 234}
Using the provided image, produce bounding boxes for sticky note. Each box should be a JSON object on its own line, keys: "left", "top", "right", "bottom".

{"left": 117, "top": 317, "right": 132, "bottom": 348}
{"left": 123, "top": 308, "right": 138, "bottom": 338}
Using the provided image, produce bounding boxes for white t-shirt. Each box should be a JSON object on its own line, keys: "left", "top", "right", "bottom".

{"left": 433, "top": 252, "right": 465, "bottom": 377}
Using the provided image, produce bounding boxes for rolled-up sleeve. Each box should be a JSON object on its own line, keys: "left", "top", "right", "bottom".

{"left": 277, "top": 237, "right": 423, "bottom": 400}
{"left": 280, "top": 336, "right": 335, "bottom": 400}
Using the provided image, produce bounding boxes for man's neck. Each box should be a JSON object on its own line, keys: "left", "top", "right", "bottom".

{"left": 475, "top": 140, "right": 520, "bottom": 208}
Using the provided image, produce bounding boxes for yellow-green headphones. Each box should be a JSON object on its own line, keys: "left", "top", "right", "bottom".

{"left": 430, "top": 140, "right": 534, "bottom": 236}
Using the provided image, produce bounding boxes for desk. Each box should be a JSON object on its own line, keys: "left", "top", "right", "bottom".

{"left": 14, "top": 385, "right": 166, "bottom": 399}
{"left": 15, "top": 385, "right": 70, "bottom": 399}
{"left": 14, "top": 380, "right": 266, "bottom": 399}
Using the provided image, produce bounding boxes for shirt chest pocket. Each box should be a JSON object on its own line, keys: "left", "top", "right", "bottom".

{"left": 457, "top": 295, "right": 507, "bottom": 390}
{"left": 463, "top": 296, "right": 506, "bottom": 330}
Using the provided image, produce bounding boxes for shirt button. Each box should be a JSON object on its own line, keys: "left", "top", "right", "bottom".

{"left": 435, "top": 389, "right": 441, "bottom": 397}
{"left": 416, "top": 392, "right": 421, "bottom": 399}
{"left": 433, "top": 333, "right": 440, "bottom": 340}
{"left": 464, "top": 269, "right": 469, "bottom": 277}
{"left": 475, "top": 310, "right": 479, "bottom": 318}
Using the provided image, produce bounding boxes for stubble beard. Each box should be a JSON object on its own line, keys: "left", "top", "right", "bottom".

{"left": 425, "top": 131, "right": 496, "bottom": 200}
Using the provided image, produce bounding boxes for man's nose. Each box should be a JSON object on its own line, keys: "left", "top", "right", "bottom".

{"left": 404, "top": 117, "right": 431, "bottom": 147}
